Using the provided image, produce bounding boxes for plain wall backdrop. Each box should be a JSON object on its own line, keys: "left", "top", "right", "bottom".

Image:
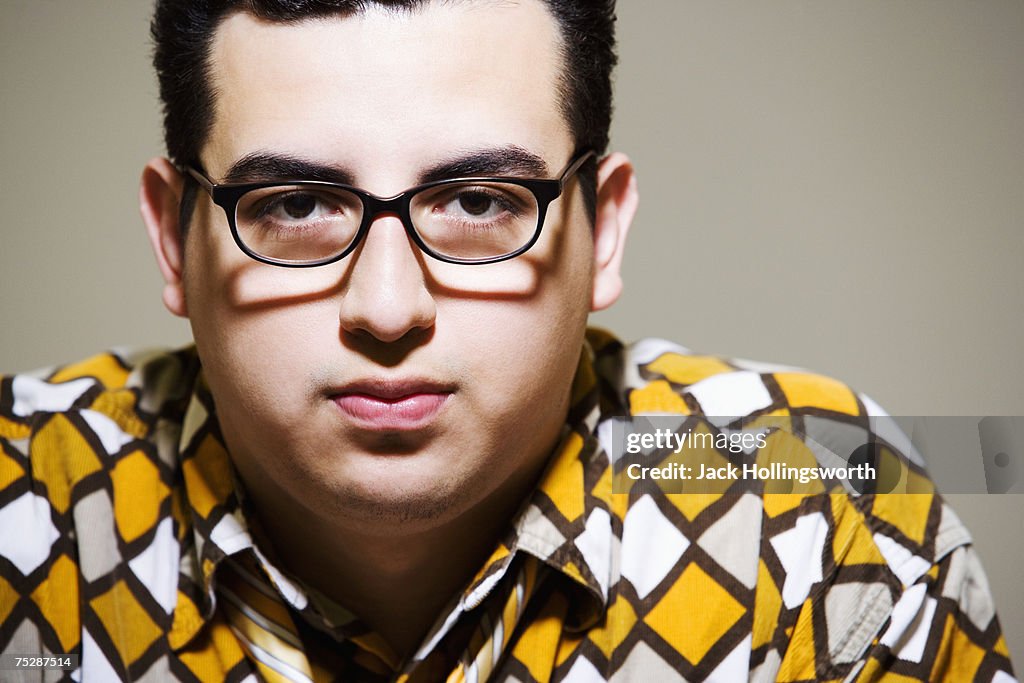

{"left": 2, "top": 0, "right": 1022, "bottom": 664}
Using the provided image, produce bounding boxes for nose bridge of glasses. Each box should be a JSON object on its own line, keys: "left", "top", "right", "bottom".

{"left": 358, "top": 190, "right": 420, "bottom": 242}
{"left": 354, "top": 188, "right": 435, "bottom": 259}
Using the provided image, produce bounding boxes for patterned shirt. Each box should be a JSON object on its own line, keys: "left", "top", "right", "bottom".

{"left": 0, "top": 328, "right": 1016, "bottom": 682}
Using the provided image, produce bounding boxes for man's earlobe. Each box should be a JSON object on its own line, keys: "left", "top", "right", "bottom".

{"left": 591, "top": 152, "right": 639, "bottom": 311}
{"left": 140, "top": 157, "right": 189, "bottom": 318}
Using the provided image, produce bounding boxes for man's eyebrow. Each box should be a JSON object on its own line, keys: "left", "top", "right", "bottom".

{"left": 218, "top": 146, "right": 550, "bottom": 187}
{"left": 417, "top": 146, "right": 550, "bottom": 184}
{"left": 221, "top": 153, "right": 355, "bottom": 185}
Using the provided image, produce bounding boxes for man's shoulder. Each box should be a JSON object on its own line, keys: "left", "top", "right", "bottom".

{"left": 592, "top": 330, "right": 948, "bottom": 534}
{"left": 585, "top": 332, "right": 992, "bottom": 679}
{"left": 0, "top": 346, "right": 199, "bottom": 519}
{"left": 0, "top": 349, "right": 202, "bottom": 669}
{"left": 589, "top": 328, "right": 975, "bottom": 586}
{"left": 1, "top": 346, "right": 198, "bottom": 430}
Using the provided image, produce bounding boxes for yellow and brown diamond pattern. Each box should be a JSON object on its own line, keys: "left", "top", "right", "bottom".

{"left": 0, "top": 330, "right": 1016, "bottom": 681}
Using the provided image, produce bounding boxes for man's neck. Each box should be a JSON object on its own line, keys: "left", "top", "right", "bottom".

{"left": 239, "top": 452, "right": 549, "bottom": 661}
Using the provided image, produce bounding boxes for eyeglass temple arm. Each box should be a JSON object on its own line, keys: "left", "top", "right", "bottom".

{"left": 558, "top": 150, "right": 597, "bottom": 188}
{"left": 181, "top": 165, "right": 215, "bottom": 193}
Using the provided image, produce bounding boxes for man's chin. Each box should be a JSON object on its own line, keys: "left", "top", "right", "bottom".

{"left": 351, "top": 430, "right": 435, "bottom": 455}
{"left": 327, "top": 478, "right": 469, "bottom": 527}
{"left": 300, "top": 450, "right": 480, "bottom": 526}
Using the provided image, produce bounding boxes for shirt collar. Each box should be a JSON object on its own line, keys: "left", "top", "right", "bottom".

{"left": 460, "top": 333, "right": 619, "bottom": 631}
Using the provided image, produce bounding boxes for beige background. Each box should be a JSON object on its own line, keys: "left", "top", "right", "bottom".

{"left": 2, "top": 0, "right": 1022, "bottom": 663}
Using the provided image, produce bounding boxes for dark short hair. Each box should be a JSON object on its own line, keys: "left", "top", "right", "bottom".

{"left": 152, "top": 0, "right": 617, "bottom": 224}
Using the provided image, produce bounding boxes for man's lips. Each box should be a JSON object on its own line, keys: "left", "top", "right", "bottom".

{"left": 330, "top": 380, "right": 454, "bottom": 430}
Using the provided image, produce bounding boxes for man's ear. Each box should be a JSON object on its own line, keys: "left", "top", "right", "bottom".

{"left": 590, "top": 152, "right": 639, "bottom": 311}
{"left": 140, "top": 157, "right": 188, "bottom": 317}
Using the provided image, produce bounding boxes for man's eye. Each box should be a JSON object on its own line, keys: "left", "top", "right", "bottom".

{"left": 279, "top": 193, "right": 319, "bottom": 219}
{"left": 262, "top": 192, "right": 332, "bottom": 222}
{"left": 454, "top": 192, "right": 500, "bottom": 218}
{"left": 436, "top": 189, "right": 524, "bottom": 223}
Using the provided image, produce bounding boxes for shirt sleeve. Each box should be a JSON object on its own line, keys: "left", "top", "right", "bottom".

{"left": 847, "top": 543, "right": 1015, "bottom": 682}
{"left": 771, "top": 492, "right": 1017, "bottom": 683}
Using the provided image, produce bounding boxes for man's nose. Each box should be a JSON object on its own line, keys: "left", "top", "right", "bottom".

{"left": 337, "top": 214, "right": 437, "bottom": 343}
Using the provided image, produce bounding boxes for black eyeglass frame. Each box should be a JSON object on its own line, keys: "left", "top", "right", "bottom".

{"left": 183, "top": 149, "right": 596, "bottom": 267}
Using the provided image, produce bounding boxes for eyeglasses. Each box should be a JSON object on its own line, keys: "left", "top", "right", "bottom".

{"left": 184, "top": 150, "right": 595, "bottom": 267}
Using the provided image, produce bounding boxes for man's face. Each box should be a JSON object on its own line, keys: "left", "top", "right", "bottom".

{"left": 181, "top": 1, "right": 601, "bottom": 530}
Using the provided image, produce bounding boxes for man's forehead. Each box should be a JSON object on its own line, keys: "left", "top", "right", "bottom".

{"left": 202, "top": 0, "right": 571, "bottom": 181}
{"left": 209, "top": 0, "right": 558, "bottom": 80}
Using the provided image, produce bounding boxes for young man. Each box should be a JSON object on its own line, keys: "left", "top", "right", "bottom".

{"left": 0, "top": 1, "right": 1015, "bottom": 681}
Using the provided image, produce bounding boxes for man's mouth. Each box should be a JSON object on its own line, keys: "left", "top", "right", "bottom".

{"left": 330, "top": 379, "right": 454, "bottom": 430}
